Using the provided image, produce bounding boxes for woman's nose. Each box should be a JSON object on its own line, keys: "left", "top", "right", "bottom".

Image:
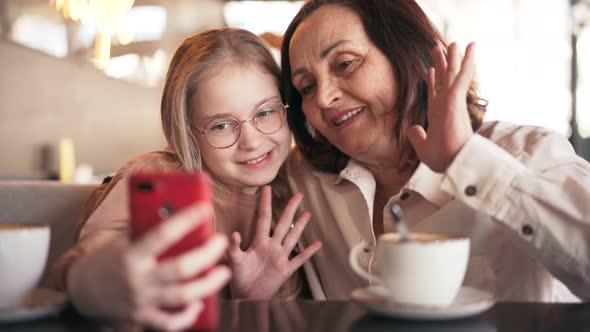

{"left": 316, "top": 77, "right": 341, "bottom": 109}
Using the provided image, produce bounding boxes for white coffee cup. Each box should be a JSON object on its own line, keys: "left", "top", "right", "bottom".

{"left": 350, "top": 232, "right": 470, "bottom": 306}
{"left": 0, "top": 223, "right": 50, "bottom": 310}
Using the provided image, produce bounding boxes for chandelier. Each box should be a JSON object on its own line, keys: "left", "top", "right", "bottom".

{"left": 50, "top": 0, "right": 136, "bottom": 68}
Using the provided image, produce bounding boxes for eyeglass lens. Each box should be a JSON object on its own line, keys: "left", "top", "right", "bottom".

{"left": 204, "top": 102, "right": 286, "bottom": 148}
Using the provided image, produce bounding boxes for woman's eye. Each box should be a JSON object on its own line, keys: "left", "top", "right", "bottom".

{"left": 338, "top": 60, "right": 355, "bottom": 71}
{"left": 300, "top": 84, "right": 316, "bottom": 96}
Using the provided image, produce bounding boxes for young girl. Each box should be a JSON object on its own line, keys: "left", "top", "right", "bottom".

{"left": 54, "top": 28, "right": 321, "bottom": 331}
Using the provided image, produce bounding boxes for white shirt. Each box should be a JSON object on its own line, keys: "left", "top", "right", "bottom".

{"left": 286, "top": 121, "right": 590, "bottom": 302}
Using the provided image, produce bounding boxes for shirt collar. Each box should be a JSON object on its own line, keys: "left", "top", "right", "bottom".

{"left": 311, "top": 159, "right": 453, "bottom": 208}
{"left": 310, "top": 158, "right": 372, "bottom": 185}
{"left": 312, "top": 159, "right": 376, "bottom": 219}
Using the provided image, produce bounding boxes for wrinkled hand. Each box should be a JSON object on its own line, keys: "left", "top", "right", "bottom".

{"left": 227, "top": 186, "right": 322, "bottom": 299}
{"left": 69, "top": 203, "right": 231, "bottom": 332}
{"left": 407, "top": 42, "right": 477, "bottom": 173}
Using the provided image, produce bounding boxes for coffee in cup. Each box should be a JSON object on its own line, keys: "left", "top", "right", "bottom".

{"left": 0, "top": 223, "right": 50, "bottom": 310}
{"left": 349, "top": 232, "right": 469, "bottom": 306}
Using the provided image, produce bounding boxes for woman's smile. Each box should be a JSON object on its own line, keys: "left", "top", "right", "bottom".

{"left": 330, "top": 107, "right": 366, "bottom": 128}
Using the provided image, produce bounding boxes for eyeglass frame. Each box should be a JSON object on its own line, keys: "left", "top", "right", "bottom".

{"left": 190, "top": 101, "right": 289, "bottom": 149}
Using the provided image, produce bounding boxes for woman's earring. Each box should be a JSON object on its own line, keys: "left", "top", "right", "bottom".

{"left": 305, "top": 120, "right": 316, "bottom": 138}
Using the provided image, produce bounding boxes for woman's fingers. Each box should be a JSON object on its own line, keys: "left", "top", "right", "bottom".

{"left": 287, "top": 241, "right": 322, "bottom": 274}
{"left": 156, "top": 265, "right": 231, "bottom": 307}
{"left": 135, "top": 301, "right": 203, "bottom": 332}
{"left": 407, "top": 124, "right": 428, "bottom": 158}
{"left": 427, "top": 67, "right": 437, "bottom": 100}
{"left": 439, "top": 42, "right": 475, "bottom": 93}
{"left": 130, "top": 203, "right": 213, "bottom": 258}
{"left": 429, "top": 42, "right": 476, "bottom": 109}
{"left": 445, "top": 42, "right": 461, "bottom": 87}
{"left": 254, "top": 186, "right": 273, "bottom": 239}
{"left": 281, "top": 211, "right": 311, "bottom": 252}
{"left": 431, "top": 44, "right": 447, "bottom": 88}
{"left": 454, "top": 42, "right": 476, "bottom": 92}
{"left": 273, "top": 193, "right": 304, "bottom": 240}
{"left": 155, "top": 234, "right": 228, "bottom": 283}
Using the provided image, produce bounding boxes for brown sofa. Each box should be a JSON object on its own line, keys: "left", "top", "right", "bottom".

{"left": 0, "top": 181, "right": 96, "bottom": 288}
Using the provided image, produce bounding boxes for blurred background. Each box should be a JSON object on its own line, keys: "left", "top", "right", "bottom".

{"left": 0, "top": 0, "right": 589, "bottom": 182}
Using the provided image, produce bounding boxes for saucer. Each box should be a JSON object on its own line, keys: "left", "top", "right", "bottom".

{"left": 0, "top": 288, "right": 67, "bottom": 323}
{"left": 351, "top": 285, "right": 495, "bottom": 321}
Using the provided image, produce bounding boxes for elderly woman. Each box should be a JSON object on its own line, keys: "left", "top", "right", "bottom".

{"left": 281, "top": 0, "right": 590, "bottom": 302}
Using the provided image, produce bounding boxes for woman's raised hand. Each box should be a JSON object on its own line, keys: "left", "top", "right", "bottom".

{"left": 227, "top": 186, "right": 322, "bottom": 299}
{"left": 69, "top": 203, "right": 230, "bottom": 332}
{"left": 407, "top": 42, "right": 477, "bottom": 173}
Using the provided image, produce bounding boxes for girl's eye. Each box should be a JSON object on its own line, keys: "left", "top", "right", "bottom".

{"left": 257, "top": 109, "right": 274, "bottom": 117}
{"left": 209, "top": 121, "right": 235, "bottom": 131}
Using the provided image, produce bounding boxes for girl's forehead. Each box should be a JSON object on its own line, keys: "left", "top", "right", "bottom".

{"left": 191, "top": 64, "right": 280, "bottom": 120}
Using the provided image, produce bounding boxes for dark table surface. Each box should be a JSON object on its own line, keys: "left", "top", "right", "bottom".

{"left": 2, "top": 300, "right": 590, "bottom": 332}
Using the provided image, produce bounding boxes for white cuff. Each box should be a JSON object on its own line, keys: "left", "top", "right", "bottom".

{"left": 440, "top": 134, "right": 526, "bottom": 220}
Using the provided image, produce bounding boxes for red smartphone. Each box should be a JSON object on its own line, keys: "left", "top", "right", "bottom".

{"left": 128, "top": 171, "right": 218, "bottom": 331}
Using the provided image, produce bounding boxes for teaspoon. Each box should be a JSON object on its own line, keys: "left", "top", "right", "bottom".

{"left": 391, "top": 203, "right": 410, "bottom": 241}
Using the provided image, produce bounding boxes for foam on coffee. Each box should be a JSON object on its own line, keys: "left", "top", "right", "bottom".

{"left": 381, "top": 232, "right": 464, "bottom": 243}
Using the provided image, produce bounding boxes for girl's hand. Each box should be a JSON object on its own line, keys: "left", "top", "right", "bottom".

{"left": 227, "top": 186, "right": 322, "bottom": 299}
{"left": 407, "top": 42, "right": 477, "bottom": 173}
{"left": 69, "top": 203, "right": 231, "bottom": 332}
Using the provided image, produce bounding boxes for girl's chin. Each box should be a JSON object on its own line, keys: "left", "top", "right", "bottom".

{"left": 235, "top": 174, "right": 278, "bottom": 193}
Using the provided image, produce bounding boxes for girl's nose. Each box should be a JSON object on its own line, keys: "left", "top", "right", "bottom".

{"left": 237, "top": 120, "right": 263, "bottom": 150}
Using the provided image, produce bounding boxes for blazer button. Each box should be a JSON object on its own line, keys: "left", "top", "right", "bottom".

{"left": 465, "top": 185, "right": 477, "bottom": 196}
{"left": 521, "top": 224, "right": 534, "bottom": 236}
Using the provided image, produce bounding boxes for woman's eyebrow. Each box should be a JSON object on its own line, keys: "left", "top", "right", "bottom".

{"left": 291, "top": 39, "right": 350, "bottom": 80}
{"left": 320, "top": 39, "right": 349, "bottom": 58}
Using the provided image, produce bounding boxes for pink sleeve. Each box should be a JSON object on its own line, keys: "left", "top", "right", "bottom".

{"left": 51, "top": 152, "right": 179, "bottom": 290}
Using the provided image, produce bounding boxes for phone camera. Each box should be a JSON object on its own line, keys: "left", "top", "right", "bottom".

{"left": 159, "top": 203, "right": 175, "bottom": 218}
{"left": 136, "top": 181, "right": 153, "bottom": 191}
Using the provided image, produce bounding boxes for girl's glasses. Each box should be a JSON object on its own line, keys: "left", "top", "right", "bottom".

{"left": 191, "top": 101, "right": 288, "bottom": 149}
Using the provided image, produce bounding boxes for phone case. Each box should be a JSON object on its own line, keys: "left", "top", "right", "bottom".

{"left": 128, "top": 171, "right": 218, "bottom": 331}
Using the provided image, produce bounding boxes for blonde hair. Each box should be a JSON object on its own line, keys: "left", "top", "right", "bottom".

{"left": 160, "top": 28, "right": 303, "bottom": 298}
{"left": 161, "top": 27, "right": 281, "bottom": 171}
